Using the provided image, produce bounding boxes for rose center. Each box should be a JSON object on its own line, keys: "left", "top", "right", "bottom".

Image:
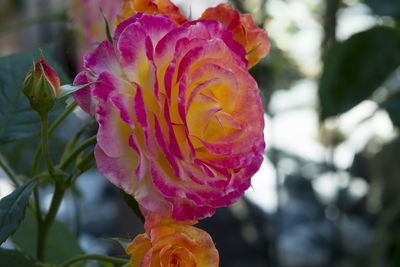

{"left": 170, "top": 254, "right": 180, "bottom": 266}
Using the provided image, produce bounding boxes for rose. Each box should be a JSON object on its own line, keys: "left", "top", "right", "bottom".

{"left": 117, "top": 0, "right": 186, "bottom": 24}
{"left": 74, "top": 13, "right": 266, "bottom": 221}
{"left": 74, "top": 13, "right": 266, "bottom": 220}
{"left": 202, "top": 3, "right": 270, "bottom": 67}
{"left": 126, "top": 223, "right": 219, "bottom": 267}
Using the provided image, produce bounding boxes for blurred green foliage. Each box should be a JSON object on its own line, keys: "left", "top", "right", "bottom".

{"left": 318, "top": 1, "right": 400, "bottom": 266}
{"left": 364, "top": 0, "right": 400, "bottom": 18}
{"left": 319, "top": 26, "right": 400, "bottom": 120}
{"left": 382, "top": 92, "right": 400, "bottom": 128}
{"left": 0, "top": 248, "right": 35, "bottom": 267}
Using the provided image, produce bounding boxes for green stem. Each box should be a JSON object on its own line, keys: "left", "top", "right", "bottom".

{"left": 33, "top": 102, "right": 78, "bottom": 261}
{"left": 37, "top": 113, "right": 63, "bottom": 260}
{"left": 68, "top": 159, "right": 96, "bottom": 186}
{"left": 37, "top": 113, "right": 60, "bottom": 260}
{"left": 58, "top": 136, "right": 97, "bottom": 170}
{"left": 76, "top": 150, "right": 94, "bottom": 170}
{"left": 35, "top": 190, "right": 43, "bottom": 260}
{"left": 59, "top": 254, "right": 128, "bottom": 267}
{"left": 0, "top": 10, "right": 66, "bottom": 35}
{"left": 33, "top": 186, "right": 43, "bottom": 259}
{"left": 37, "top": 179, "right": 65, "bottom": 261}
{"left": 49, "top": 102, "right": 78, "bottom": 135}
{"left": 31, "top": 148, "right": 42, "bottom": 177}
{"left": 0, "top": 155, "right": 19, "bottom": 186}
{"left": 33, "top": 188, "right": 42, "bottom": 222}
{"left": 31, "top": 102, "right": 77, "bottom": 176}
{"left": 40, "top": 114, "right": 55, "bottom": 177}
{"left": 59, "top": 126, "right": 87, "bottom": 163}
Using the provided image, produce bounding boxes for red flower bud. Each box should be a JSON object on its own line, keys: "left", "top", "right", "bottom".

{"left": 23, "top": 57, "right": 61, "bottom": 115}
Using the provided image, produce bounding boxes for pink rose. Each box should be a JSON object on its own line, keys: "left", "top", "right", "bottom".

{"left": 74, "top": 13, "right": 265, "bottom": 221}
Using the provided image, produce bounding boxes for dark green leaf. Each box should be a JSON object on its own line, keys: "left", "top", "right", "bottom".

{"left": 1, "top": 133, "right": 67, "bottom": 176}
{"left": 0, "top": 248, "right": 36, "bottom": 267}
{"left": 0, "top": 45, "right": 69, "bottom": 144}
{"left": 382, "top": 92, "right": 400, "bottom": 128}
{"left": 319, "top": 26, "right": 400, "bottom": 119}
{"left": 120, "top": 190, "right": 144, "bottom": 223}
{"left": 12, "top": 209, "right": 83, "bottom": 264}
{"left": 0, "top": 178, "right": 37, "bottom": 244}
{"left": 364, "top": 0, "right": 400, "bottom": 17}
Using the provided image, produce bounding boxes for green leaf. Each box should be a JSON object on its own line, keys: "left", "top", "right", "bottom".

{"left": 102, "top": 11, "right": 113, "bottom": 44}
{"left": 0, "top": 45, "right": 69, "bottom": 144}
{"left": 364, "top": 0, "right": 400, "bottom": 17}
{"left": 12, "top": 209, "right": 83, "bottom": 264}
{"left": 319, "top": 26, "right": 400, "bottom": 120}
{"left": 0, "top": 248, "right": 36, "bottom": 267}
{"left": 382, "top": 92, "right": 400, "bottom": 128}
{"left": 0, "top": 178, "right": 37, "bottom": 244}
{"left": 59, "top": 82, "right": 94, "bottom": 98}
{"left": 1, "top": 134, "right": 67, "bottom": 176}
{"left": 120, "top": 190, "right": 145, "bottom": 223}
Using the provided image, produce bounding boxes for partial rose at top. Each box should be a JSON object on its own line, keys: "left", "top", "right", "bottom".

{"left": 117, "top": 0, "right": 187, "bottom": 24}
{"left": 69, "top": 1, "right": 270, "bottom": 70}
{"left": 202, "top": 3, "right": 270, "bottom": 67}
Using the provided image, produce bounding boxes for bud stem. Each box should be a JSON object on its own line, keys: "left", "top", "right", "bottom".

{"left": 40, "top": 114, "right": 55, "bottom": 177}
{"left": 37, "top": 113, "right": 63, "bottom": 261}
{"left": 31, "top": 102, "right": 77, "bottom": 176}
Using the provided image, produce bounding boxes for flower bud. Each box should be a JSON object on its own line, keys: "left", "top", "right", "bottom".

{"left": 23, "top": 57, "right": 61, "bottom": 116}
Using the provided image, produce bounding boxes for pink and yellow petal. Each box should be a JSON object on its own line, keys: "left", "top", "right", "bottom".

{"left": 73, "top": 72, "right": 96, "bottom": 115}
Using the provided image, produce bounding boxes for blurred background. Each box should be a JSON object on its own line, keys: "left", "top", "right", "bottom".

{"left": 1, "top": 0, "right": 400, "bottom": 266}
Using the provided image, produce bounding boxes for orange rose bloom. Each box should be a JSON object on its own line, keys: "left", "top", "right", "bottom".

{"left": 126, "top": 223, "right": 219, "bottom": 266}
{"left": 202, "top": 3, "right": 270, "bottom": 67}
